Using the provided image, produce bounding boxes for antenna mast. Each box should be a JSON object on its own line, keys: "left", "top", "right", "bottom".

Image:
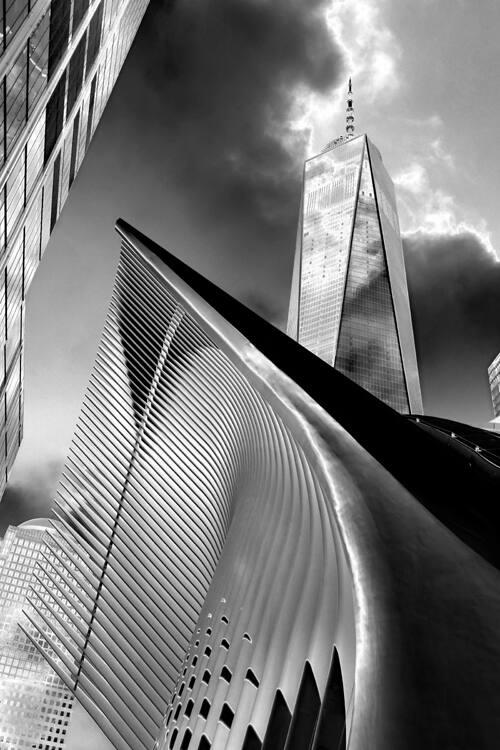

{"left": 346, "top": 78, "right": 354, "bottom": 138}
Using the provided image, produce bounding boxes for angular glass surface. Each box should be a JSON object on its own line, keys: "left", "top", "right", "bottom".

{"left": 86, "top": 2, "right": 104, "bottom": 77}
{"left": 72, "top": 0, "right": 90, "bottom": 35}
{"left": 6, "top": 150, "right": 25, "bottom": 242}
{"left": 28, "top": 11, "right": 50, "bottom": 116}
{"left": 47, "top": 0, "right": 71, "bottom": 80}
{"left": 26, "top": 115, "right": 45, "bottom": 198}
{"left": 67, "top": 32, "right": 87, "bottom": 117}
{"left": 44, "top": 70, "right": 66, "bottom": 163}
{"left": 6, "top": 47, "right": 27, "bottom": 157}
{"left": 5, "top": 0, "right": 29, "bottom": 45}
{"left": 367, "top": 139, "right": 422, "bottom": 412}
{"left": 297, "top": 136, "right": 364, "bottom": 364}
{"left": 335, "top": 151, "right": 409, "bottom": 412}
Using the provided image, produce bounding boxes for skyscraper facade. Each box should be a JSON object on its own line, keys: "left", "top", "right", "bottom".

{"left": 0, "top": 519, "right": 73, "bottom": 749}
{"left": 0, "top": 0, "right": 150, "bottom": 497}
{"left": 488, "top": 352, "right": 500, "bottom": 422}
{"left": 28, "top": 221, "right": 500, "bottom": 750}
{"left": 287, "top": 85, "right": 422, "bottom": 414}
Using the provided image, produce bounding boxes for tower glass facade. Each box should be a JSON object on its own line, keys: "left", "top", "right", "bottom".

{"left": 0, "top": 0, "right": 150, "bottom": 497}
{"left": 287, "top": 134, "right": 423, "bottom": 413}
{"left": 488, "top": 352, "right": 500, "bottom": 419}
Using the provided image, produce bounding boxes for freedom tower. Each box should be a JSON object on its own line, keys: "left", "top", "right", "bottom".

{"left": 287, "top": 81, "right": 422, "bottom": 413}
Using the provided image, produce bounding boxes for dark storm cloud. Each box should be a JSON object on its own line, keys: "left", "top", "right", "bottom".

{"left": 403, "top": 231, "right": 500, "bottom": 422}
{"left": 0, "top": 460, "right": 62, "bottom": 535}
{"left": 125, "top": 0, "right": 343, "bottom": 313}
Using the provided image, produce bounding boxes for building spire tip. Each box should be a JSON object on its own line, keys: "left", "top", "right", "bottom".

{"left": 346, "top": 77, "right": 354, "bottom": 138}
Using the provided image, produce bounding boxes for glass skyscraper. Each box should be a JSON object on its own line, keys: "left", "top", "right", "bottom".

{"left": 0, "top": 519, "right": 73, "bottom": 749}
{"left": 0, "top": 0, "right": 150, "bottom": 498}
{"left": 287, "top": 92, "right": 422, "bottom": 413}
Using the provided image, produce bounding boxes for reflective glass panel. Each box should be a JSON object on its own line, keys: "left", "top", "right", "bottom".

{"left": 6, "top": 150, "right": 25, "bottom": 243}
{"left": 5, "top": 1, "right": 29, "bottom": 46}
{"left": 47, "top": 0, "right": 71, "bottom": 80}
{"left": 44, "top": 70, "right": 66, "bottom": 163}
{"left": 72, "top": 0, "right": 90, "bottom": 35}
{"left": 28, "top": 11, "right": 50, "bottom": 116}
{"left": 86, "top": 2, "right": 104, "bottom": 77}
{"left": 297, "top": 136, "right": 364, "bottom": 364}
{"left": 6, "top": 46, "right": 27, "bottom": 157}
{"left": 335, "top": 150, "right": 409, "bottom": 412}
{"left": 67, "top": 32, "right": 86, "bottom": 116}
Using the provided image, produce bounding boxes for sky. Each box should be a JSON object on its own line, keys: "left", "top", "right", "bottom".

{"left": 1, "top": 0, "right": 500, "bottom": 742}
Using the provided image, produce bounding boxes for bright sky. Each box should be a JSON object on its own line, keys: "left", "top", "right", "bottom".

{"left": 2, "top": 0, "right": 500, "bottom": 745}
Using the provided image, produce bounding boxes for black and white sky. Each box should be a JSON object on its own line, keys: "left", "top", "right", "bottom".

{"left": 2, "top": 0, "right": 500, "bottom": 533}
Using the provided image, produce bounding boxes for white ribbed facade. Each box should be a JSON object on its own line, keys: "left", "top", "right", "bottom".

{"left": 28, "top": 222, "right": 500, "bottom": 750}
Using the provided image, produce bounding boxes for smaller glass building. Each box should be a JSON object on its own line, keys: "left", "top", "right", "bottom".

{"left": 0, "top": 519, "right": 73, "bottom": 749}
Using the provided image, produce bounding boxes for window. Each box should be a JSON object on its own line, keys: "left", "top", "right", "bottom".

{"left": 198, "top": 737, "right": 211, "bottom": 750}
{"left": 72, "top": 0, "right": 89, "bottom": 35}
{"left": 174, "top": 704, "right": 181, "bottom": 721}
{"left": 188, "top": 675, "right": 195, "bottom": 690}
{"left": 199, "top": 699, "right": 210, "bottom": 720}
{"left": 204, "top": 646, "right": 211, "bottom": 657}
{"left": 6, "top": 151, "right": 25, "bottom": 242}
{"left": 191, "top": 656, "right": 198, "bottom": 667}
{"left": 245, "top": 669, "right": 259, "bottom": 688}
{"left": 68, "top": 111, "right": 79, "bottom": 187}
{"left": 180, "top": 729, "right": 192, "bottom": 750}
{"left": 202, "top": 670, "right": 210, "bottom": 685}
{"left": 86, "top": 3, "right": 103, "bottom": 76}
{"left": 50, "top": 152, "right": 60, "bottom": 231}
{"left": 47, "top": 0, "right": 71, "bottom": 80}
{"left": 5, "top": 1, "right": 29, "bottom": 46}
{"left": 221, "top": 639, "right": 229, "bottom": 650}
{"left": 219, "top": 704, "right": 234, "bottom": 729}
{"left": 243, "top": 633, "right": 252, "bottom": 642}
{"left": 85, "top": 73, "right": 97, "bottom": 149}
{"left": 221, "top": 616, "right": 229, "bottom": 624}
{"left": 6, "top": 47, "right": 27, "bottom": 157}
{"left": 220, "top": 666, "right": 231, "bottom": 683}
{"left": 178, "top": 682, "right": 185, "bottom": 697}
{"left": 184, "top": 699, "right": 193, "bottom": 718}
{"left": 28, "top": 11, "right": 50, "bottom": 116}
{"left": 44, "top": 71, "right": 66, "bottom": 163}
{"left": 169, "top": 729, "right": 178, "bottom": 749}
{"left": 67, "top": 33, "right": 86, "bottom": 116}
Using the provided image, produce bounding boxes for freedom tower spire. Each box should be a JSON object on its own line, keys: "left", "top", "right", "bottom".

{"left": 287, "top": 80, "right": 422, "bottom": 413}
{"left": 346, "top": 77, "right": 355, "bottom": 138}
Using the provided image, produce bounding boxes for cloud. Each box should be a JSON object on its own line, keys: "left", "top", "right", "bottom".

{"left": 139, "top": 0, "right": 342, "bottom": 221}
{"left": 326, "top": 0, "right": 401, "bottom": 102}
{"left": 395, "top": 156, "right": 496, "bottom": 256}
{"left": 404, "top": 229, "right": 500, "bottom": 423}
{"left": 110, "top": 0, "right": 343, "bottom": 313}
{"left": 0, "top": 460, "right": 62, "bottom": 535}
